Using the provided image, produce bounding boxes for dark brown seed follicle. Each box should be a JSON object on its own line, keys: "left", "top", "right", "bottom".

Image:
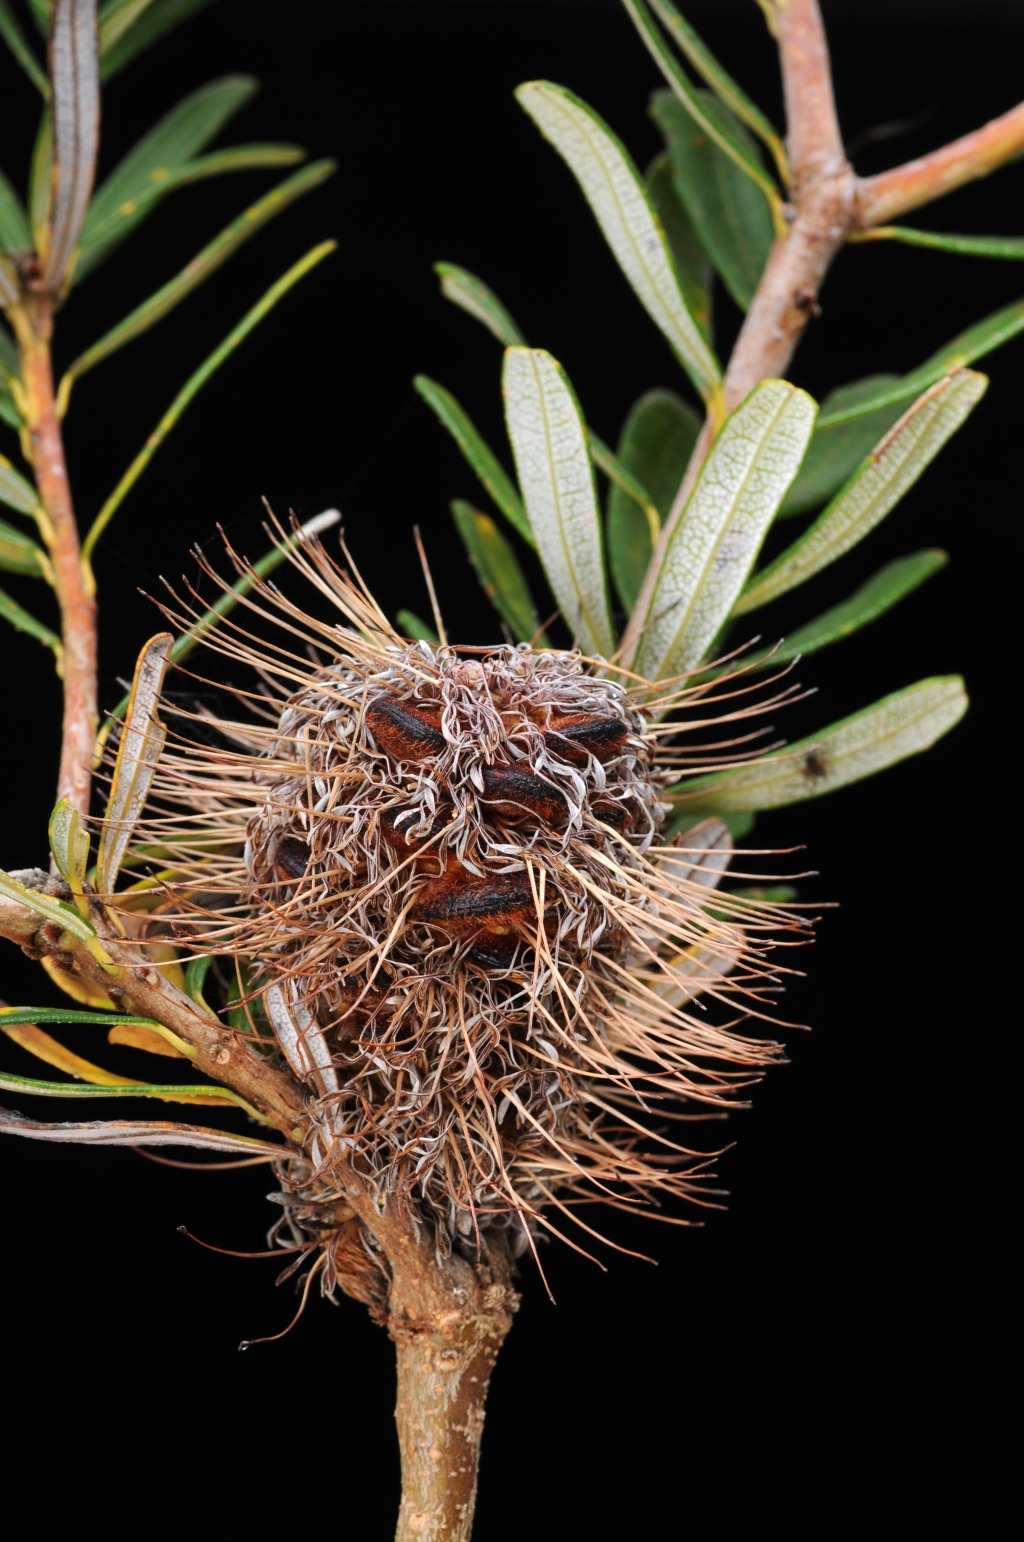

{"left": 273, "top": 834, "right": 310, "bottom": 881}
{"left": 413, "top": 871, "right": 536, "bottom": 929}
{"left": 480, "top": 764, "right": 568, "bottom": 825}
{"left": 544, "top": 714, "right": 628, "bottom": 766}
{"left": 365, "top": 697, "right": 445, "bottom": 762}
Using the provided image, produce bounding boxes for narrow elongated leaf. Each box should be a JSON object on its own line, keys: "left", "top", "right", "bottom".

{"left": 778, "top": 375, "right": 910, "bottom": 517}
{"left": 451, "top": 500, "right": 547, "bottom": 644}
{"left": 624, "top": 0, "right": 780, "bottom": 211}
{"left": 646, "top": 151, "right": 712, "bottom": 342}
{"left": 516, "top": 80, "right": 721, "bottom": 400}
{"left": 0, "top": 1068, "right": 260, "bottom": 1113}
{"left": 588, "top": 432, "right": 659, "bottom": 539}
{"left": 0, "top": 393, "right": 22, "bottom": 430}
{"left": 434, "top": 262, "right": 526, "bottom": 347}
{"left": 43, "top": 0, "right": 100, "bottom": 292}
{"left": 0, "top": 867, "right": 106, "bottom": 953}
{"left": 75, "top": 142, "right": 304, "bottom": 282}
{"left": 396, "top": 610, "right": 438, "bottom": 644}
{"left": 0, "top": 1107, "right": 288, "bottom": 1155}
{"left": 49, "top": 798, "right": 90, "bottom": 892}
{"left": 0, "top": 165, "right": 32, "bottom": 253}
{"left": 82, "top": 243, "right": 336, "bottom": 571}
{"left": 817, "top": 299, "right": 1024, "bottom": 428}
{"left": 0, "top": 256, "right": 18, "bottom": 308}
{"left": 765, "top": 551, "right": 947, "bottom": 662}
{"left": 76, "top": 74, "right": 258, "bottom": 271}
{"left": 0, "top": 454, "right": 39, "bottom": 515}
{"left": 651, "top": 89, "right": 773, "bottom": 312}
{"left": 637, "top": 380, "right": 816, "bottom": 680}
{"left": 0, "top": 0, "right": 49, "bottom": 94}
{"left": 736, "top": 371, "right": 986, "bottom": 613}
{"left": 27, "top": 0, "right": 52, "bottom": 34}
{"left": 62, "top": 160, "right": 334, "bottom": 396}
{"left": 107, "top": 1021, "right": 187, "bottom": 1057}
{"left": 96, "top": 633, "right": 171, "bottom": 892}
{"left": 0, "top": 320, "right": 18, "bottom": 376}
{"left": 98, "top": 0, "right": 156, "bottom": 53}
{"left": 414, "top": 374, "right": 532, "bottom": 545}
{"left": 0, "top": 584, "right": 60, "bottom": 653}
{"left": 28, "top": 109, "right": 52, "bottom": 252}
{"left": 673, "top": 677, "right": 967, "bottom": 812}
{"left": 0, "top": 517, "right": 46, "bottom": 575}
{"left": 606, "top": 388, "right": 700, "bottom": 611}
{"left": 503, "top": 347, "right": 615, "bottom": 657}
{"left": 647, "top": 0, "right": 787, "bottom": 179}
{"left": 0, "top": 1005, "right": 190, "bottom": 1053}
{"left": 3, "top": 1020, "right": 143, "bottom": 1086}
{"left": 863, "top": 227, "right": 1024, "bottom": 260}
{"left": 101, "top": 0, "right": 217, "bottom": 79}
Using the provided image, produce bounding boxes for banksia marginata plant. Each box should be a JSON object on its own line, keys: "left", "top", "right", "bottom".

{"left": 128, "top": 526, "right": 808, "bottom": 1294}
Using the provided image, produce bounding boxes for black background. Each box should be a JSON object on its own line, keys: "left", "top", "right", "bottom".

{"left": 0, "top": 2, "right": 1018, "bottom": 1534}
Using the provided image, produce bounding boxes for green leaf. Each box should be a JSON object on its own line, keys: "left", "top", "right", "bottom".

{"left": 49, "top": 798, "right": 90, "bottom": 891}
{"left": 0, "top": 395, "right": 22, "bottom": 431}
{"left": 646, "top": 151, "right": 712, "bottom": 343}
{"left": 62, "top": 160, "right": 334, "bottom": 397}
{"left": 26, "top": 0, "right": 51, "bottom": 35}
{"left": 862, "top": 227, "right": 1024, "bottom": 260}
{"left": 0, "top": 1108, "right": 288, "bottom": 1155}
{"left": 736, "top": 371, "right": 986, "bottom": 614}
{"left": 413, "top": 374, "right": 533, "bottom": 545}
{"left": 0, "top": 517, "right": 46, "bottom": 576}
{"left": 450, "top": 499, "right": 547, "bottom": 645}
{"left": 0, "top": 1067, "right": 261, "bottom": 1115}
{"left": 76, "top": 74, "right": 261, "bottom": 274}
{"left": 42, "top": 0, "right": 101, "bottom": 294}
{"left": 672, "top": 677, "right": 967, "bottom": 812}
{"left": 816, "top": 298, "right": 1024, "bottom": 428}
{"left": 396, "top": 609, "right": 439, "bottom": 644}
{"left": 0, "top": 0, "right": 48, "bottom": 96}
{"left": 778, "top": 376, "right": 910, "bottom": 518}
{"left": 606, "top": 388, "right": 700, "bottom": 612}
{"left": 98, "top": 0, "right": 156, "bottom": 53}
{"left": 81, "top": 242, "right": 337, "bottom": 575}
{"left": 96, "top": 633, "right": 172, "bottom": 894}
{"left": 647, "top": 0, "right": 787, "bottom": 180}
{"left": 184, "top": 953, "right": 214, "bottom": 1013}
{"left": 0, "top": 319, "right": 19, "bottom": 378}
{"left": 651, "top": 88, "right": 774, "bottom": 312}
{"left": 637, "top": 379, "right": 816, "bottom": 680}
{"left": 100, "top": 0, "right": 218, "bottom": 79}
{"left": 624, "top": 0, "right": 781, "bottom": 215}
{"left": 434, "top": 262, "right": 526, "bottom": 347}
{"left": 760, "top": 550, "right": 948, "bottom": 663}
{"left": 0, "top": 163, "right": 32, "bottom": 253}
{"left": 0, "top": 455, "right": 39, "bottom": 515}
{"left": 503, "top": 346, "right": 615, "bottom": 657}
{"left": 0, "top": 582, "right": 60, "bottom": 653}
{"left": 589, "top": 431, "right": 659, "bottom": 540}
{"left": 0, "top": 868, "right": 104, "bottom": 950}
{"left": 515, "top": 79, "right": 722, "bottom": 402}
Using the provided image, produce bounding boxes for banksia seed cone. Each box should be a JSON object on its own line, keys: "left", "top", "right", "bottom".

{"left": 125, "top": 527, "right": 807, "bottom": 1283}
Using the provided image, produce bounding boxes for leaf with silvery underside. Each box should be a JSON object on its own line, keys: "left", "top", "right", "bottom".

{"left": 778, "top": 376, "right": 911, "bottom": 518}
{"left": 451, "top": 500, "right": 548, "bottom": 646}
{"left": 637, "top": 380, "right": 816, "bottom": 682}
{"left": 503, "top": 347, "right": 615, "bottom": 658}
{"left": 96, "top": 634, "right": 172, "bottom": 894}
{"left": 49, "top": 798, "right": 90, "bottom": 899}
{"left": 651, "top": 89, "right": 773, "bottom": 313}
{"left": 816, "top": 298, "right": 1024, "bottom": 428}
{"left": 0, "top": 1108, "right": 288, "bottom": 1156}
{"left": 414, "top": 375, "right": 533, "bottom": 546}
{"left": 647, "top": 0, "right": 787, "bottom": 181}
{"left": 671, "top": 676, "right": 967, "bottom": 813}
{"left": 75, "top": 142, "right": 305, "bottom": 282}
{"left": 75, "top": 74, "right": 266, "bottom": 274}
{"left": 0, "top": 584, "right": 60, "bottom": 653}
{"left": 434, "top": 262, "right": 526, "bottom": 347}
{"left": 63, "top": 160, "right": 334, "bottom": 395}
{"left": 623, "top": 0, "right": 781, "bottom": 215}
{"left": 646, "top": 152, "right": 712, "bottom": 343}
{"left": 100, "top": 0, "right": 218, "bottom": 79}
{"left": 0, "top": 0, "right": 49, "bottom": 94}
{"left": 0, "top": 164, "right": 32, "bottom": 255}
{"left": 42, "top": 0, "right": 101, "bottom": 294}
{"left": 0, "top": 517, "right": 46, "bottom": 576}
{"left": 607, "top": 388, "right": 700, "bottom": 612}
{"left": 862, "top": 227, "right": 1024, "bottom": 260}
{"left": 736, "top": 371, "right": 986, "bottom": 614}
{"left": 746, "top": 551, "right": 948, "bottom": 667}
{"left": 396, "top": 610, "right": 439, "bottom": 644}
{"left": 515, "top": 80, "right": 721, "bottom": 403}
